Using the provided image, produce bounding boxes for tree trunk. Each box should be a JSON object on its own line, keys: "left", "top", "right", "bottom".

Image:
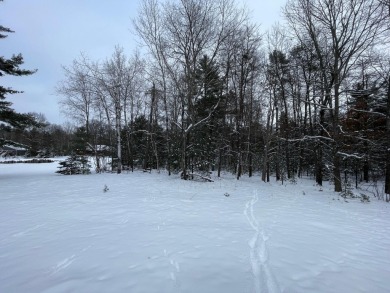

{"left": 218, "top": 147, "right": 222, "bottom": 177}
{"left": 267, "top": 161, "right": 270, "bottom": 182}
{"left": 115, "top": 105, "right": 122, "bottom": 174}
{"left": 262, "top": 145, "right": 268, "bottom": 182}
{"left": 315, "top": 146, "right": 323, "bottom": 186}
{"left": 363, "top": 159, "right": 369, "bottom": 182}
{"left": 333, "top": 153, "right": 342, "bottom": 192}
{"left": 181, "top": 133, "right": 188, "bottom": 179}
{"left": 385, "top": 76, "right": 390, "bottom": 196}
{"left": 333, "top": 81, "right": 342, "bottom": 192}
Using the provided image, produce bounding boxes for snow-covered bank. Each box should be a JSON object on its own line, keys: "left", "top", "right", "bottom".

{"left": 0, "top": 162, "right": 389, "bottom": 293}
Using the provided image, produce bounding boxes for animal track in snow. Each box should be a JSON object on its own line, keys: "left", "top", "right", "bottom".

{"left": 244, "top": 190, "right": 280, "bottom": 293}
{"left": 170, "top": 259, "right": 180, "bottom": 273}
{"left": 51, "top": 255, "right": 76, "bottom": 275}
{"left": 164, "top": 249, "right": 181, "bottom": 288}
{"left": 50, "top": 246, "right": 91, "bottom": 275}
{"left": 12, "top": 224, "right": 45, "bottom": 237}
{"left": 169, "top": 258, "right": 181, "bottom": 289}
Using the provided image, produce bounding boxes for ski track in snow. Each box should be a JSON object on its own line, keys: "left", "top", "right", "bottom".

{"left": 244, "top": 190, "right": 280, "bottom": 293}
{"left": 51, "top": 255, "right": 76, "bottom": 275}
{"left": 12, "top": 224, "right": 45, "bottom": 237}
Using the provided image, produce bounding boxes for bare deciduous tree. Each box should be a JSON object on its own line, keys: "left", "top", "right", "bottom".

{"left": 57, "top": 55, "right": 94, "bottom": 134}
{"left": 284, "top": 0, "right": 387, "bottom": 191}
{"left": 135, "top": 0, "right": 248, "bottom": 178}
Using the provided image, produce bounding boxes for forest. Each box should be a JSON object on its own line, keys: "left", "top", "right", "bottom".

{"left": 2, "top": 0, "right": 390, "bottom": 198}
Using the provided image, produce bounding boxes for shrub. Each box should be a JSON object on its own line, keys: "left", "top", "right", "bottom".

{"left": 56, "top": 155, "right": 91, "bottom": 175}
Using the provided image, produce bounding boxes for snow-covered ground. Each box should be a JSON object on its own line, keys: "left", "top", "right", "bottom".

{"left": 0, "top": 161, "right": 389, "bottom": 293}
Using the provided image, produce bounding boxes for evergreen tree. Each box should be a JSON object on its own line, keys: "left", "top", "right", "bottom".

{"left": 0, "top": 2, "right": 38, "bottom": 145}
{"left": 55, "top": 126, "right": 91, "bottom": 175}
{"left": 72, "top": 126, "right": 89, "bottom": 155}
{"left": 130, "top": 116, "right": 150, "bottom": 169}
{"left": 266, "top": 49, "right": 291, "bottom": 181}
{"left": 191, "top": 55, "right": 224, "bottom": 174}
{"left": 56, "top": 154, "right": 91, "bottom": 175}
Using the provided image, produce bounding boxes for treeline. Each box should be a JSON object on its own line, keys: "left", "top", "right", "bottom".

{"left": 13, "top": 0, "right": 390, "bottom": 195}
{"left": 1, "top": 117, "right": 74, "bottom": 157}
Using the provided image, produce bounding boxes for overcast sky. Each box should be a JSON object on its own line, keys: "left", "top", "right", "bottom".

{"left": 2, "top": 0, "right": 286, "bottom": 125}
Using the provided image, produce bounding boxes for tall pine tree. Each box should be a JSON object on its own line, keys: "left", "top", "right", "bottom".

{"left": 1, "top": 1, "right": 38, "bottom": 145}
{"left": 191, "top": 55, "right": 223, "bottom": 174}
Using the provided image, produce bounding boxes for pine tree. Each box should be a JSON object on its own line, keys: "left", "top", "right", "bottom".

{"left": 0, "top": 2, "right": 38, "bottom": 145}
{"left": 56, "top": 154, "right": 91, "bottom": 175}
{"left": 191, "top": 55, "right": 223, "bottom": 175}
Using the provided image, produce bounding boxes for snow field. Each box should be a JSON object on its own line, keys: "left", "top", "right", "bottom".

{"left": 0, "top": 161, "right": 389, "bottom": 293}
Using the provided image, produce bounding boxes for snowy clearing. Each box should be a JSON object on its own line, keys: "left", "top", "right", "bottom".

{"left": 1, "top": 161, "right": 389, "bottom": 293}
